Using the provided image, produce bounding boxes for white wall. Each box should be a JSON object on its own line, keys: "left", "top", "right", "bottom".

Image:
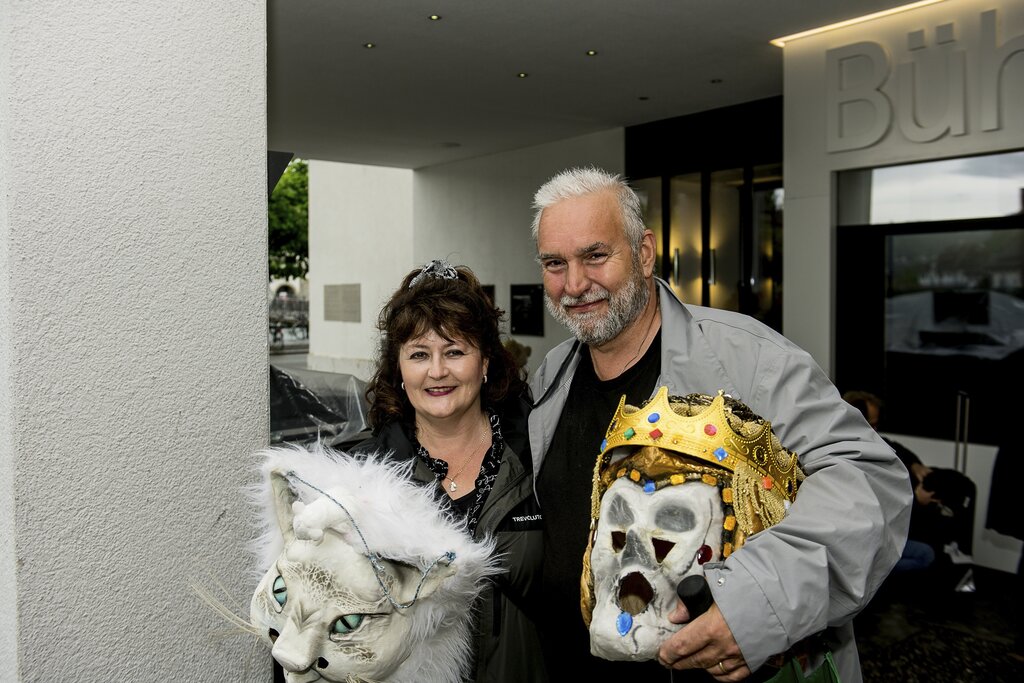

{"left": 307, "top": 129, "right": 624, "bottom": 379}
{"left": 413, "top": 128, "right": 625, "bottom": 376}
{"left": 307, "top": 162, "right": 414, "bottom": 377}
{"left": 0, "top": 0, "right": 14, "bottom": 660}
{"left": 782, "top": 0, "right": 1024, "bottom": 572}
{"left": 0, "top": 2, "right": 268, "bottom": 680}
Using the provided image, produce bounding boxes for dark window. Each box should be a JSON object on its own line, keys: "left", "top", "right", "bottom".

{"left": 836, "top": 151, "right": 1024, "bottom": 444}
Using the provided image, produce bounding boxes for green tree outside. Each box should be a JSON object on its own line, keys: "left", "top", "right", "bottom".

{"left": 268, "top": 159, "right": 308, "bottom": 280}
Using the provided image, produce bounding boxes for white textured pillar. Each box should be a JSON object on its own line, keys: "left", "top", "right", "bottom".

{"left": 0, "top": 2, "right": 268, "bottom": 679}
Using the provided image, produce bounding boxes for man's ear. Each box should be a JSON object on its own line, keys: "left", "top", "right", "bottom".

{"left": 269, "top": 469, "right": 298, "bottom": 543}
{"left": 639, "top": 230, "right": 657, "bottom": 277}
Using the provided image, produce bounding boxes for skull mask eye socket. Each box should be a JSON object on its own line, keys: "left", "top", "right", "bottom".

{"left": 611, "top": 531, "right": 626, "bottom": 551}
{"left": 652, "top": 537, "right": 675, "bottom": 563}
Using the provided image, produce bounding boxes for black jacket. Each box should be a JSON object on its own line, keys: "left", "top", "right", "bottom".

{"left": 353, "top": 399, "right": 548, "bottom": 683}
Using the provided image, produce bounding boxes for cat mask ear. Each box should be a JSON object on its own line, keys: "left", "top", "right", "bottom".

{"left": 269, "top": 469, "right": 299, "bottom": 544}
{"left": 384, "top": 557, "right": 459, "bottom": 606}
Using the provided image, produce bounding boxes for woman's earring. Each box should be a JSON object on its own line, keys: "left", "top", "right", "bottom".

{"left": 401, "top": 381, "right": 405, "bottom": 391}
{"left": 483, "top": 375, "right": 488, "bottom": 384}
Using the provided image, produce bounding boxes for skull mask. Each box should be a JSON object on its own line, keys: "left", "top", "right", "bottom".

{"left": 581, "top": 388, "right": 803, "bottom": 662}
{"left": 588, "top": 455, "right": 725, "bottom": 660}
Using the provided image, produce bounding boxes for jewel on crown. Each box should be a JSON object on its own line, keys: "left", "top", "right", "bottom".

{"left": 599, "top": 387, "right": 801, "bottom": 503}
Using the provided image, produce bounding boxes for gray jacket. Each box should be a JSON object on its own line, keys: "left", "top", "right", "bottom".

{"left": 528, "top": 278, "right": 911, "bottom": 683}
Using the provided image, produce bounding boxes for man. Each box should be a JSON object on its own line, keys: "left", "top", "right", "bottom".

{"left": 527, "top": 167, "right": 911, "bottom": 682}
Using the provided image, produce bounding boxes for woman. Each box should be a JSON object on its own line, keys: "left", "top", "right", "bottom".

{"left": 356, "top": 259, "right": 547, "bottom": 683}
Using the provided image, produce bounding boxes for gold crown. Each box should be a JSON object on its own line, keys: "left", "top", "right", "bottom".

{"left": 599, "top": 386, "right": 800, "bottom": 502}
{"left": 581, "top": 387, "right": 804, "bottom": 627}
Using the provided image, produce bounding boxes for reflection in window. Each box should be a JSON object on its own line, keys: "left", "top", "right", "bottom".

{"left": 886, "top": 229, "right": 1024, "bottom": 362}
{"left": 837, "top": 151, "right": 1024, "bottom": 443}
{"left": 840, "top": 150, "right": 1024, "bottom": 225}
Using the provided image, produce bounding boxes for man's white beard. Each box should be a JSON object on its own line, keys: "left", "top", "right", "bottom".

{"left": 546, "top": 263, "right": 649, "bottom": 346}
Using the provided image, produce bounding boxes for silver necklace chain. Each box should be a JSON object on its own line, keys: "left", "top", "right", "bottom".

{"left": 442, "top": 418, "right": 490, "bottom": 493}
{"left": 620, "top": 297, "right": 660, "bottom": 374}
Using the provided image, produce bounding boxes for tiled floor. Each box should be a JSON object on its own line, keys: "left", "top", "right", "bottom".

{"left": 855, "top": 565, "right": 1023, "bottom": 682}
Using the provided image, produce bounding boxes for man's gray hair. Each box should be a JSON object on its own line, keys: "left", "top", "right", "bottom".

{"left": 530, "top": 167, "right": 647, "bottom": 252}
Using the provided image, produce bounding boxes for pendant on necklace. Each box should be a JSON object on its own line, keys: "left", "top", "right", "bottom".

{"left": 449, "top": 480, "right": 458, "bottom": 492}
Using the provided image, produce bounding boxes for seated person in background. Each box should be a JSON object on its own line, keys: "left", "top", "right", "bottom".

{"left": 843, "top": 391, "right": 974, "bottom": 579}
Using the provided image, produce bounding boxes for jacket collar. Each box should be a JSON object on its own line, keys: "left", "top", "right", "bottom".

{"left": 653, "top": 278, "right": 740, "bottom": 398}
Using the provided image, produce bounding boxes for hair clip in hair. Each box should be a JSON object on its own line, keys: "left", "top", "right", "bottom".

{"left": 409, "top": 259, "right": 459, "bottom": 288}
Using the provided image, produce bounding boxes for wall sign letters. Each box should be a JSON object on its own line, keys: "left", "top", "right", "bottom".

{"left": 826, "top": 9, "right": 1024, "bottom": 152}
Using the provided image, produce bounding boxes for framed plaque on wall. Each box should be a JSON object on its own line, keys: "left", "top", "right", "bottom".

{"left": 510, "top": 284, "right": 544, "bottom": 336}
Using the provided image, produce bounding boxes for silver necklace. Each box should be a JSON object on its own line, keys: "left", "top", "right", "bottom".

{"left": 443, "top": 419, "right": 490, "bottom": 493}
{"left": 619, "top": 296, "right": 660, "bottom": 374}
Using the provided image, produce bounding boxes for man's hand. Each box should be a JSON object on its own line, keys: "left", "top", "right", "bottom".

{"left": 657, "top": 600, "right": 750, "bottom": 681}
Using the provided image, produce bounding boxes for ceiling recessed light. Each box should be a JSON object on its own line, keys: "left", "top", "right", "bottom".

{"left": 585, "top": 50, "right": 598, "bottom": 56}
{"left": 429, "top": 15, "right": 442, "bottom": 21}
{"left": 517, "top": 72, "right": 529, "bottom": 78}
{"left": 364, "top": 42, "right": 376, "bottom": 49}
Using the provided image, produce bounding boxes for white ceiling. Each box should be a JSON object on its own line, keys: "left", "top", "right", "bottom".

{"left": 268, "top": 0, "right": 905, "bottom": 169}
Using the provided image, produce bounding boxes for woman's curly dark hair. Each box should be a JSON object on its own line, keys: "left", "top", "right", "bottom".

{"left": 366, "top": 263, "right": 527, "bottom": 429}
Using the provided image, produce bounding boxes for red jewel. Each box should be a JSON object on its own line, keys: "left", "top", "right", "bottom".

{"left": 697, "top": 544, "right": 713, "bottom": 564}
{"left": 704, "top": 424, "right": 717, "bottom": 436}
{"left": 762, "top": 476, "right": 773, "bottom": 490}
{"left": 650, "top": 428, "right": 663, "bottom": 439}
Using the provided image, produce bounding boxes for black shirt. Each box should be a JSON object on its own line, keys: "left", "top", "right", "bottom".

{"left": 536, "top": 331, "right": 669, "bottom": 679}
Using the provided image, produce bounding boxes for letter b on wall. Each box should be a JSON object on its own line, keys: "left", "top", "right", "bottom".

{"left": 826, "top": 42, "right": 893, "bottom": 152}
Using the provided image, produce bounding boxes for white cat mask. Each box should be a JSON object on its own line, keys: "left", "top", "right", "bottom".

{"left": 250, "top": 445, "right": 499, "bottom": 683}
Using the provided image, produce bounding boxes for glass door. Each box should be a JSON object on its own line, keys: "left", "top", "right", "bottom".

{"left": 635, "top": 164, "right": 783, "bottom": 331}
{"left": 668, "top": 173, "right": 702, "bottom": 305}
{"left": 750, "top": 166, "right": 784, "bottom": 330}
{"left": 708, "top": 169, "right": 743, "bottom": 311}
